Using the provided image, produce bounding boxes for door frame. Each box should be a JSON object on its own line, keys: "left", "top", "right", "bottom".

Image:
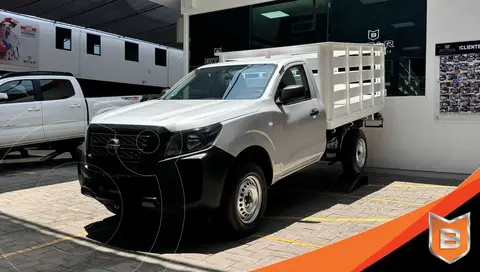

{"left": 271, "top": 61, "right": 324, "bottom": 177}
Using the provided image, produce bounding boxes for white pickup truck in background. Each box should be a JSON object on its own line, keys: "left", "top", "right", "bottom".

{"left": 78, "top": 42, "right": 386, "bottom": 238}
{"left": 0, "top": 71, "right": 144, "bottom": 159}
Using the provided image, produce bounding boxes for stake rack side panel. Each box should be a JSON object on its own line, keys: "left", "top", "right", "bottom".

{"left": 319, "top": 42, "right": 386, "bottom": 129}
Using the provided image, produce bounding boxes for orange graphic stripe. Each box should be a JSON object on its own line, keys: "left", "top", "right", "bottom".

{"left": 254, "top": 169, "right": 480, "bottom": 272}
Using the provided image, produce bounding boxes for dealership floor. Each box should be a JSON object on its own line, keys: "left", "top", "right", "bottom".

{"left": 0, "top": 150, "right": 465, "bottom": 272}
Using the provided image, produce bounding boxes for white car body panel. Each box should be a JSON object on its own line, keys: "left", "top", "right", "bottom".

{"left": 0, "top": 74, "right": 143, "bottom": 150}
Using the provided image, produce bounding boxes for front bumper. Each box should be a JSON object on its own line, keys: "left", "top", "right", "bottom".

{"left": 77, "top": 143, "right": 234, "bottom": 214}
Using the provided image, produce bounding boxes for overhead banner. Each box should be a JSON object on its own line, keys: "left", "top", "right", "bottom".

{"left": 0, "top": 12, "right": 39, "bottom": 69}
{"left": 435, "top": 40, "right": 480, "bottom": 56}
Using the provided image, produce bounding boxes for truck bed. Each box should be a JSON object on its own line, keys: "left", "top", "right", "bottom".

{"left": 216, "top": 42, "right": 386, "bottom": 130}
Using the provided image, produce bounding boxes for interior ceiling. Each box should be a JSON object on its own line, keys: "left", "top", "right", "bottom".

{"left": 0, "top": 0, "right": 182, "bottom": 48}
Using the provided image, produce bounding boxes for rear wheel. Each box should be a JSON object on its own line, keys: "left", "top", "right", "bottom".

{"left": 341, "top": 129, "right": 367, "bottom": 176}
{"left": 218, "top": 162, "right": 267, "bottom": 238}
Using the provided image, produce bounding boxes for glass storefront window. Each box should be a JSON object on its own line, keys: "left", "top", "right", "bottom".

{"left": 189, "top": 0, "right": 427, "bottom": 97}
{"left": 328, "top": 0, "right": 426, "bottom": 96}
{"left": 251, "top": 0, "right": 329, "bottom": 48}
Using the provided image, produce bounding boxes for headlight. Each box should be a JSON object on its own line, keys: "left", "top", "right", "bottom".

{"left": 165, "top": 123, "right": 222, "bottom": 158}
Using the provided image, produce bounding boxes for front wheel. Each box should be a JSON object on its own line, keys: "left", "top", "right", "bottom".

{"left": 104, "top": 203, "right": 121, "bottom": 215}
{"left": 341, "top": 129, "right": 368, "bottom": 176}
{"left": 218, "top": 162, "right": 268, "bottom": 238}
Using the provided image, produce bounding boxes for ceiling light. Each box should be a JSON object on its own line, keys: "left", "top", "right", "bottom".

{"left": 403, "top": 46, "right": 421, "bottom": 51}
{"left": 359, "top": 0, "right": 389, "bottom": 4}
{"left": 392, "top": 22, "right": 415, "bottom": 28}
{"left": 261, "top": 11, "right": 289, "bottom": 19}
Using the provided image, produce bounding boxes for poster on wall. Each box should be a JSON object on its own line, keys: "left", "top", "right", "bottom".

{"left": 0, "top": 12, "right": 39, "bottom": 69}
{"left": 436, "top": 41, "right": 480, "bottom": 119}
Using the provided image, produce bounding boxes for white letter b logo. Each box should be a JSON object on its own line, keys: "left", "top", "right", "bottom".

{"left": 440, "top": 228, "right": 460, "bottom": 249}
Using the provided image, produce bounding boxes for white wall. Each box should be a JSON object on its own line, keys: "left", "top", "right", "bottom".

{"left": 365, "top": 0, "right": 480, "bottom": 174}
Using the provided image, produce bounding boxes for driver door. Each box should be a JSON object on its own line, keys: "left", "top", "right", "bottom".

{"left": 0, "top": 79, "right": 44, "bottom": 149}
{"left": 271, "top": 62, "right": 327, "bottom": 177}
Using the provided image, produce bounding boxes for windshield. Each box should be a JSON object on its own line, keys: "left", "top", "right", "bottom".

{"left": 164, "top": 64, "right": 277, "bottom": 100}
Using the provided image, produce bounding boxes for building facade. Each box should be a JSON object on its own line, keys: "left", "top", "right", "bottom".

{"left": 180, "top": 0, "right": 480, "bottom": 174}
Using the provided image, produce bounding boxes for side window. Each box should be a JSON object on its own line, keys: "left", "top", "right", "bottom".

{"left": 0, "top": 80, "right": 35, "bottom": 104}
{"left": 125, "top": 41, "right": 139, "bottom": 62}
{"left": 87, "top": 33, "right": 101, "bottom": 56}
{"left": 277, "top": 65, "right": 312, "bottom": 103}
{"left": 40, "top": 79, "right": 75, "bottom": 101}
{"left": 155, "top": 48, "right": 167, "bottom": 67}
{"left": 56, "top": 27, "right": 72, "bottom": 51}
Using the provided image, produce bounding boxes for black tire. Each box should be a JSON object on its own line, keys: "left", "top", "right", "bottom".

{"left": 341, "top": 129, "right": 368, "bottom": 176}
{"left": 217, "top": 162, "right": 268, "bottom": 238}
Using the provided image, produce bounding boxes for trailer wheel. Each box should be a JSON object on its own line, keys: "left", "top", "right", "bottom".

{"left": 341, "top": 129, "right": 367, "bottom": 176}
{"left": 218, "top": 162, "right": 267, "bottom": 238}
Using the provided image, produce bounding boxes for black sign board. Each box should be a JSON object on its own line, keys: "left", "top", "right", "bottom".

{"left": 435, "top": 40, "right": 480, "bottom": 56}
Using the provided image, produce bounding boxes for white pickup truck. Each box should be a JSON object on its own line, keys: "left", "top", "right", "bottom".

{"left": 77, "top": 42, "right": 386, "bottom": 237}
{"left": 0, "top": 71, "right": 143, "bottom": 159}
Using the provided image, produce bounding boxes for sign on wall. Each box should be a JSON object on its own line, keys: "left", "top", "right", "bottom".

{"left": 436, "top": 40, "right": 480, "bottom": 56}
{"left": 0, "top": 13, "right": 39, "bottom": 69}
{"left": 436, "top": 40, "right": 480, "bottom": 121}
{"left": 367, "top": 29, "right": 394, "bottom": 54}
{"left": 204, "top": 47, "right": 222, "bottom": 64}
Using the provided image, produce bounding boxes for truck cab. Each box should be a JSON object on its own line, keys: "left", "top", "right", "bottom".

{"left": 77, "top": 42, "right": 386, "bottom": 238}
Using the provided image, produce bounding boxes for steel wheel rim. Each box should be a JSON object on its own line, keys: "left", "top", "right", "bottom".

{"left": 236, "top": 175, "right": 262, "bottom": 224}
{"left": 356, "top": 138, "right": 367, "bottom": 168}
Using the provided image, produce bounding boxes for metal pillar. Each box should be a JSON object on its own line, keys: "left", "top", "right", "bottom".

{"left": 183, "top": 14, "right": 190, "bottom": 76}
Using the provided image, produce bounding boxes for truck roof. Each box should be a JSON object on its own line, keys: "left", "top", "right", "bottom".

{"left": 199, "top": 57, "right": 303, "bottom": 69}
{"left": 0, "top": 71, "right": 74, "bottom": 79}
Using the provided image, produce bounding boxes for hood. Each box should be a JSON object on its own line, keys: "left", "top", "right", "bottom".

{"left": 91, "top": 99, "right": 260, "bottom": 131}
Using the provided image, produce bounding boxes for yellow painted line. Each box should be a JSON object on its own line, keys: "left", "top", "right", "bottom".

{"left": 23, "top": 172, "right": 36, "bottom": 175}
{"left": 316, "top": 192, "right": 424, "bottom": 206}
{"left": 253, "top": 234, "right": 323, "bottom": 248}
{"left": 288, "top": 189, "right": 424, "bottom": 207}
{"left": 266, "top": 216, "right": 391, "bottom": 223}
{"left": 367, "top": 183, "right": 457, "bottom": 189}
{"left": 362, "top": 196, "right": 424, "bottom": 206}
{"left": 0, "top": 231, "right": 87, "bottom": 259}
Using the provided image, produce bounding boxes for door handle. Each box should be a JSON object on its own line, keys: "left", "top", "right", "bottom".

{"left": 310, "top": 108, "right": 320, "bottom": 117}
{"left": 70, "top": 104, "right": 81, "bottom": 108}
{"left": 27, "top": 107, "right": 40, "bottom": 112}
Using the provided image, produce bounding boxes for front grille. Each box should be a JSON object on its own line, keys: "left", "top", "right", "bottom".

{"left": 85, "top": 124, "right": 170, "bottom": 175}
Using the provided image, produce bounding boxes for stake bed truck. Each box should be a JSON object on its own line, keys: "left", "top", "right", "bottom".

{"left": 77, "top": 42, "right": 386, "bottom": 237}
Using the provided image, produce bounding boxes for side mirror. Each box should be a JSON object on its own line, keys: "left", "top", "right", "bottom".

{"left": 276, "top": 85, "right": 305, "bottom": 104}
{"left": 0, "top": 93, "right": 8, "bottom": 101}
